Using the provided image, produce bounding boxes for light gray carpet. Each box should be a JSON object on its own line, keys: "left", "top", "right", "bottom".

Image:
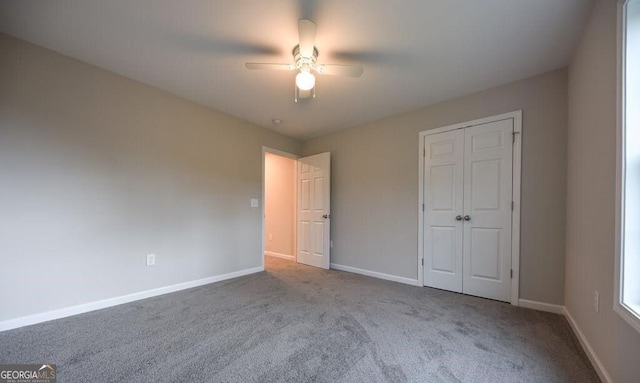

{"left": 0, "top": 257, "right": 599, "bottom": 383}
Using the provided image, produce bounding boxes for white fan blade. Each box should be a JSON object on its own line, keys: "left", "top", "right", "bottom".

{"left": 316, "top": 64, "right": 363, "bottom": 77}
{"left": 245, "top": 63, "right": 294, "bottom": 70}
{"left": 298, "top": 19, "right": 316, "bottom": 58}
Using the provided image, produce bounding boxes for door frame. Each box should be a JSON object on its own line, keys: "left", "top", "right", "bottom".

{"left": 261, "top": 146, "right": 299, "bottom": 270}
{"left": 418, "top": 110, "right": 522, "bottom": 306}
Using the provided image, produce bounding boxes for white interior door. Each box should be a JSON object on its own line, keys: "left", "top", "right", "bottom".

{"left": 297, "top": 152, "right": 331, "bottom": 269}
{"left": 423, "top": 118, "right": 513, "bottom": 302}
{"left": 462, "top": 120, "right": 513, "bottom": 302}
{"left": 423, "top": 130, "right": 464, "bottom": 293}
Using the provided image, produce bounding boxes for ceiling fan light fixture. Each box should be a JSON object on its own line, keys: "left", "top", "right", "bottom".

{"left": 296, "top": 70, "right": 315, "bottom": 90}
{"left": 245, "top": 19, "right": 362, "bottom": 101}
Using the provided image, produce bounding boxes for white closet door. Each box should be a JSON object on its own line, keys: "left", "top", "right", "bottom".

{"left": 462, "top": 119, "right": 513, "bottom": 302}
{"left": 423, "top": 129, "right": 464, "bottom": 293}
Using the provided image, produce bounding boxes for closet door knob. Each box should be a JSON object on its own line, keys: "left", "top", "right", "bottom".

{"left": 464, "top": 215, "right": 471, "bottom": 221}
{"left": 455, "top": 215, "right": 463, "bottom": 221}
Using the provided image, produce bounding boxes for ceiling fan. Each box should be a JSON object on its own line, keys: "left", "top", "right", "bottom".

{"left": 245, "top": 19, "right": 364, "bottom": 102}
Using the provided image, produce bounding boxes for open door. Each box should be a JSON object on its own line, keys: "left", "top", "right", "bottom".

{"left": 297, "top": 152, "right": 331, "bottom": 269}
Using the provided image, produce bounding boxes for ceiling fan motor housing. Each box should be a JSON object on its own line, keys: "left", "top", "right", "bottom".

{"left": 293, "top": 45, "right": 318, "bottom": 72}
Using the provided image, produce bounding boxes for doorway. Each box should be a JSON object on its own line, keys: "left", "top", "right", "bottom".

{"left": 418, "top": 111, "right": 522, "bottom": 305}
{"left": 262, "top": 148, "right": 332, "bottom": 270}
{"left": 263, "top": 150, "right": 297, "bottom": 264}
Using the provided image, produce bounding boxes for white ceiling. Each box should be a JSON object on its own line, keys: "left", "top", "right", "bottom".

{"left": 0, "top": 0, "right": 594, "bottom": 139}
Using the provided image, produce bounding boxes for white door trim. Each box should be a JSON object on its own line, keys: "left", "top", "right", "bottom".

{"left": 418, "top": 110, "right": 522, "bottom": 306}
{"left": 262, "top": 147, "right": 299, "bottom": 270}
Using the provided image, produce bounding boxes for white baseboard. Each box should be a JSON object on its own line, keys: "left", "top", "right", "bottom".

{"left": 265, "top": 251, "right": 294, "bottom": 260}
{"left": 0, "top": 266, "right": 264, "bottom": 332}
{"left": 518, "top": 299, "right": 565, "bottom": 314}
{"left": 330, "top": 263, "right": 419, "bottom": 286}
{"left": 563, "top": 308, "right": 613, "bottom": 383}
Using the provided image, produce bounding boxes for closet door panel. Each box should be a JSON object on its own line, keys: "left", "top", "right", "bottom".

{"left": 462, "top": 119, "right": 513, "bottom": 302}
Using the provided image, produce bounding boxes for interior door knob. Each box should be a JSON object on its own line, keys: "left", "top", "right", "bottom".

{"left": 455, "top": 215, "right": 462, "bottom": 221}
{"left": 464, "top": 215, "right": 471, "bottom": 221}
{"left": 322, "top": 214, "right": 331, "bottom": 219}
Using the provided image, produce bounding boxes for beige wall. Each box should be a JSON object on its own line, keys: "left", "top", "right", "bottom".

{"left": 566, "top": 0, "right": 640, "bottom": 381}
{"left": 0, "top": 34, "right": 301, "bottom": 321}
{"left": 265, "top": 153, "right": 295, "bottom": 257}
{"left": 303, "top": 69, "right": 568, "bottom": 305}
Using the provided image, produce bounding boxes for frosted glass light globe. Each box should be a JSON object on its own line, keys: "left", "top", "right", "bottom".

{"left": 296, "top": 70, "right": 315, "bottom": 90}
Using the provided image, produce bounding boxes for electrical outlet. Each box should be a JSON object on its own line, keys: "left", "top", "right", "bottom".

{"left": 269, "top": 233, "right": 273, "bottom": 241}
{"left": 146, "top": 254, "right": 156, "bottom": 266}
{"left": 594, "top": 290, "right": 599, "bottom": 313}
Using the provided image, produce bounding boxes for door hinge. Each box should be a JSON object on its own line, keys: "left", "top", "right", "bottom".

{"left": 423, "top": 147, "right": 426, "bottom": 157}
{"left": 422, "top": 258, "right": 424, "bottom": 266}
{"left": 510, "top": 269, "right": 513, "bottom": 279}
{"left": 512, "top": 131, "right": 520, "bottom": 144}
{"left": 511, "top": 201, "right": 514, "bottom": 211}
{"left": 422, "top": 203, "right": 425, "bottom": 211}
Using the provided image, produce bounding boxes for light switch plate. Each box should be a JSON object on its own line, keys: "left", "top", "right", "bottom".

{"left": 250, "top": 198, "right": 259, "bottom": 208}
